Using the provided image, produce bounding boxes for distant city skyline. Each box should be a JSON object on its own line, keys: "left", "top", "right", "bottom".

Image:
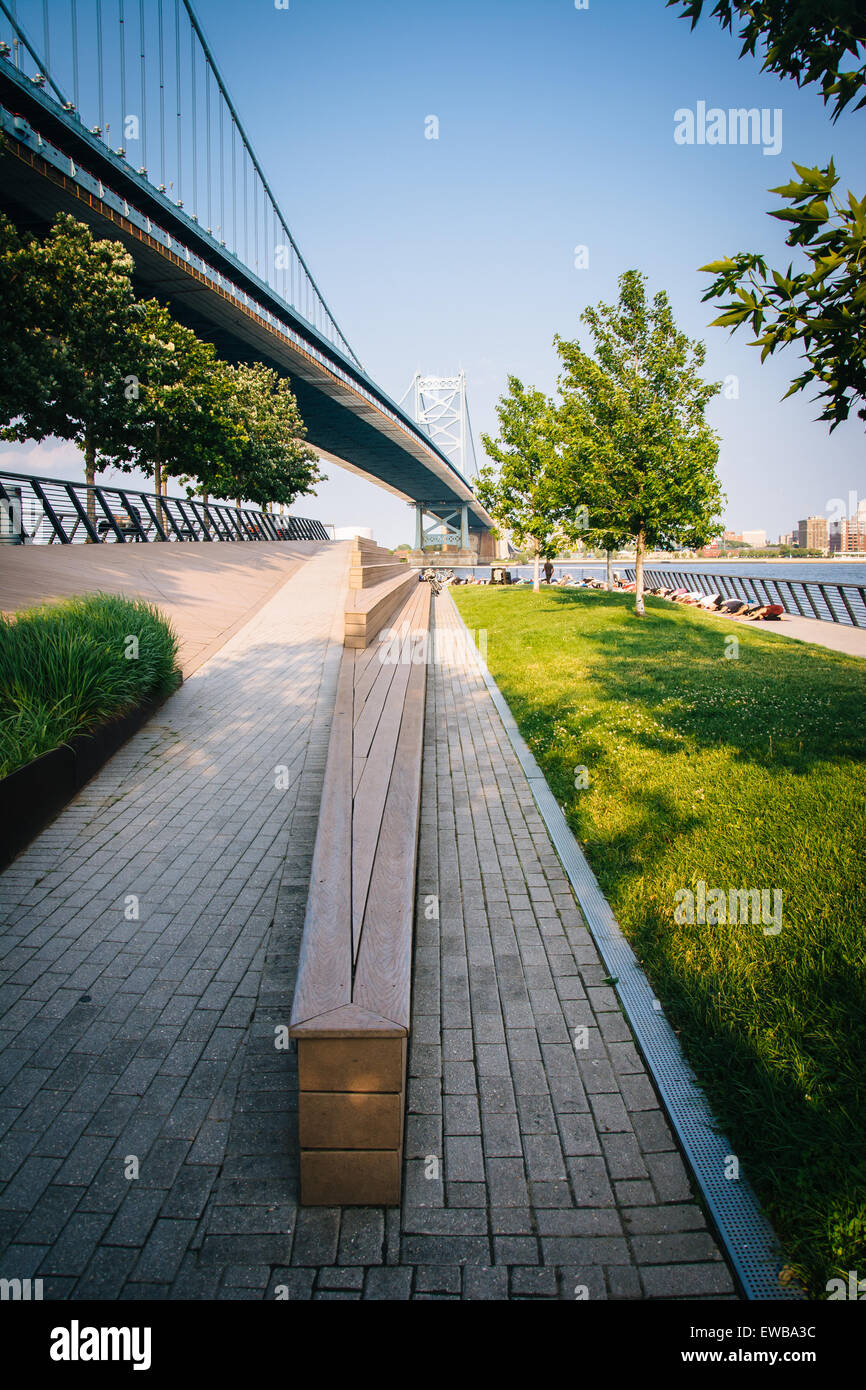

{"left": 2, "top": 0, "right": 864, "bottom": 548}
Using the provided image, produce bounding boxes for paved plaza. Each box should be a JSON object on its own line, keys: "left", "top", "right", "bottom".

{"left": 0, "top": 561, "right": 735, "bottom": 1299}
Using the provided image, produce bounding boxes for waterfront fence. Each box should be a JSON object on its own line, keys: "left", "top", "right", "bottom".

{"left": 625, "top": 567, "right": 866, "bottom": 630}
{"left": 0, "top": 471, "right": 329, "bottom": 546}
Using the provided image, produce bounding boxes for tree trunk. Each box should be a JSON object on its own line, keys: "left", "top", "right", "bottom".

{"left": 634, "top": 529, "right": 646, "bottom": 616}
{"left": 532, "top": 540, "right": 541, "bottom": 594}
{"left": 606, "top": 549, "right": 613, "bottom": 591}
{"left": 84, "top": 426, "right": 97, "bottom": 536}
{"left": 154, "top": 457, "right": 166, "bottom": 537}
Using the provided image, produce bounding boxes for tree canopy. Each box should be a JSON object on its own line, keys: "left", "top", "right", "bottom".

{"left": 477, "top": 377, "right": 565, "bottom": 591}
{"left": 555, "top": 270, "right": 724, "bottom": 614}
{"left": 668, "top": 1, "right": 866, "bottom": 119}
{"left": 670, "top": 1, "right": 866, "bottom": 428}
{"left": 0, "top": 212, "right": 321, "bottom": 514}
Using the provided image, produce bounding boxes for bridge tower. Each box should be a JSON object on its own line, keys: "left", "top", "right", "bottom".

{"left": 410, "top": 372, "right": 472, "bottom": 480}
{"left": 402, "top": 371, "right": 489, "bottom": 564}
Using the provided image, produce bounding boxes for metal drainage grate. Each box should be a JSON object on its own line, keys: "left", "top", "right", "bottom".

{"left": 449, "top": 598, "right": 803, "bottom": 1301}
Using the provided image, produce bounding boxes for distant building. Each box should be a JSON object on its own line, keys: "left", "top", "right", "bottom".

{"left": 332, "top": 526, "right": 374, "bottom": 541}
{"left": 840, "top": 513, "right": 866, "bottom": 554}
{"left": 741, "top": 529, "right": 767, "bottom": 548}
{"left": 797, "top": 516, "right": 829, "bottom": 553}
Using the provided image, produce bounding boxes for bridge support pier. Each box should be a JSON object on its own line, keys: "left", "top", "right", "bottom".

{"left": 410, "top": 501, "right": 477, "bottom": 567}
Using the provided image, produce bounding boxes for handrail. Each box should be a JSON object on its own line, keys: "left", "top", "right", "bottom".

{"left": 624, "top": 567, "right": 866, "bottom": 630}
{"left": 0, "top": 470, "right": 329, "bottom": 546}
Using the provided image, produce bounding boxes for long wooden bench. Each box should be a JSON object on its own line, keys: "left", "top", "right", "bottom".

{"left": 343, "top": 534, "right": 419, "bottom": 649}
{"left": 347, "top": 536, "right": 408, "bottom": 590}
{"left": 290, "top": 579, "right": 432, "bottom": 1204}
{"left": 344, "top": 569, "right": 420, "bottom": 649}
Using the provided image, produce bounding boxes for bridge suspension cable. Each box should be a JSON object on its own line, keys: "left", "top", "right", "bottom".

{"left": 0, "top": 0, "right": 362, "bottom": 369}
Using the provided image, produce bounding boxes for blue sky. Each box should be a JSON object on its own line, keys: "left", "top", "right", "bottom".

{"left": 6, "top": 0, "right": 865, "bottom": 545}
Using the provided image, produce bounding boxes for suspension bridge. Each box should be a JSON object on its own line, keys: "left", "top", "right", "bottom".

{"left": 0, "top": 0, "right": 496, "bottom": 556}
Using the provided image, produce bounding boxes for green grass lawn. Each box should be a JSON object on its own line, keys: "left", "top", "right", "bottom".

{"left": 452, "top": 585, "right": 866, "bottom": 1296}
{"left": 0, "top": 592, "right": 180, "bottom": 779}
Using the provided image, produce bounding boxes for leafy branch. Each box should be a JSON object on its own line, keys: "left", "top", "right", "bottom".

{"left": 668, "top": 1, "right": 866, "bottom": 119}
{"left": 700, "top": 162, "right": 866, "bottom": 428}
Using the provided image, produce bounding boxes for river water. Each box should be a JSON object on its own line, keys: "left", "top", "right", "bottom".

{"left": 455, "top": 560, "right": 866, "bottom": 586}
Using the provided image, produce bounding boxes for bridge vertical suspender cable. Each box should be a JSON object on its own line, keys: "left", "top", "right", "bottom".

{"left": 231, "top": 116, "right": 236, "bottom": 256}
{"left": 158, "top": 0, "right": 165, "bottom": 188}
{"left": 119, "top": 0, "right": 126, "bottom": 153}
{"left": 181, "top": 0, "right": 362, "bottom": 365}
{"left": 190, "top": 11, "right": 196, "bottom": 216}
{"left": 218, "top": 87, "right": 223, "bottom": 240}
{"left": 96, "top": 0, "right": 104, "bottom": 134}
{"left": 71, "top": 0, "right": 80, "bottom": 113}
{"left": 174, "top": 0, "right": 181, "bottom": 205}
{"left": 138, "top": 0, "right": 146, "bottom": 172}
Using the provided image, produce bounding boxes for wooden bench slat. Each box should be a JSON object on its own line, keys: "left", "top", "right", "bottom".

{"left": 352, "top": 642, "right": 401, "bottom": 759}
{"left": 352, "top": 583, "right": 421, "bottom": 714}
{"left": 353, "top": 586, "right": 429, "bottom": 1030}
{"left": 352, "top": 648, "right": 414, "bottom": 959}
{"left": 288, "top": 648, "right": 355, "bottom": 1030}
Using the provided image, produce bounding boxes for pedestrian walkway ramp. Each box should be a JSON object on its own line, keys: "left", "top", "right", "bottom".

{"left": 0, "top": 538, "right": 327, "bottom": 674}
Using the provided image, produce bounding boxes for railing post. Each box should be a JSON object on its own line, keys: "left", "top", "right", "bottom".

{"left": 93, "top": 488, "right": 126, "bottom": 542}
{"left": 803, "top": 584, "right": 823, "bottom": 620}
{"left": 63, "top": 482, "right": 101, "bottom": 543}
{"left": 173, "top": 498, "right": 200, "bottom": 540}
{"left": 785, "top": 581, "right": 806, "bottom": 618}
{"left": 117, "top": 490, "right": 148, "bottom": 542}
{"left": 30, "top": 478, "right": 70, "bottom": 543}
{"left": 139, "top": 492, "right": 169, "bottom": 541}
{"left": 836, "top": 586, "right": 858, "bottom": 626}
{"left": 817, "top": 583, "right": 840, "bottom": 623}
{"left": 204, "top": 503, "right": 229, "bottom": 540}
{"left": 259, "top": 510, "right": 280, "bottom": 541}
{"left": 188, "top": 500, "right": 212, "bottom": 539}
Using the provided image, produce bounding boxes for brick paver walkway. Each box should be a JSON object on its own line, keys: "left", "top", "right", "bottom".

{"left": 0, "top": 571, "right": 736, "bottom": 1299}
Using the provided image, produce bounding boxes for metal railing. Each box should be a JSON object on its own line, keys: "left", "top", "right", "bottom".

{"left": 626, "top": 567, "right": 866, "bottom": 630}
{"left": 0, "top": 470, "right": 329, "bottom": 546}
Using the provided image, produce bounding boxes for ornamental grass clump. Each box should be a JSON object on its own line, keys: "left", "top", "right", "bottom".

{"left": 0, "top": 592, "right": 179, "bottom": 778}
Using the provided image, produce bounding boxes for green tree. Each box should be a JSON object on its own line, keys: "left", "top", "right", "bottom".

{"left": 0, "top": 214, "right": 61, "bottom": 433}
{"left": 121, "top": 300, "right": 239, "bottom": 511}
{"left": 1, "top": 215, "right": 140, "bottom": 511}
{"left": 212, "top": 362, "right": 322, "bottom": 509}
{"left": 477, "top": 377, "right": 563, "bottom": 592}
{"left": 555, "top": 270, "right": 724, "bottom": 616}
{"left": 669, "top": 2, "right": 866, "bottom": 427}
